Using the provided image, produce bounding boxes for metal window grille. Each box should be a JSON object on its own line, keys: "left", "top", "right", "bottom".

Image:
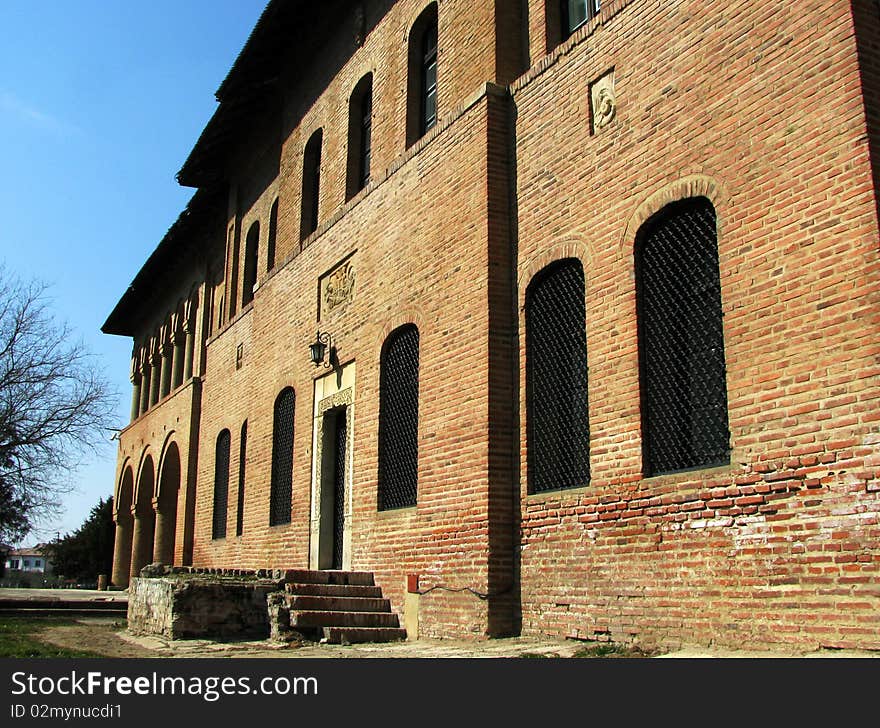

{"left": 270, "top": 388, "right": 295, "bottom": 526}
{"left": 332, "top": 408, "right": 347, "bottom": 570}
{"left": 212, "top": 429, "right": 230, "bottom": 540}
{"left": 526, "top": 259, "right": 590, "bottom": 493}
{"left": 636, "top": 197, "right": 730, "bottom": 476}
{"left": 236, "top": 421, "right": 247, "bottom": 537}
{"left": 378, "top": 325, "right": 420, "bottom": 510}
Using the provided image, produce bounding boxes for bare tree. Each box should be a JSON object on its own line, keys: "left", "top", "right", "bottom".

{"left": 0, "top": 266, "right": 117, "bottom": 543}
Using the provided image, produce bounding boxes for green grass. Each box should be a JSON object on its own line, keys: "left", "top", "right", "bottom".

{"left": 519, "top": 642, "right": 656, "bottom": 658}
{"left": 0, "top": 618, "right": 105, "bottom": 658}
{"left": 571, "top": 642, "right": 655, "bottom": 658}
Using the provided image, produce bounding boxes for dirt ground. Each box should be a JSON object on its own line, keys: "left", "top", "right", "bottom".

{"left": 37, "top": 618, "right": 589, "bottom": 659}
{"left": 33, "top": 618, "right": 880, "bottom": 659}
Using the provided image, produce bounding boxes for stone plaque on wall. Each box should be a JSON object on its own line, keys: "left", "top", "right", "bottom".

{"left": 319, "top": 255, "right": 356, "bottom": 318}
{"left": 590, "top": 69, "right": 616, "bottom": 134}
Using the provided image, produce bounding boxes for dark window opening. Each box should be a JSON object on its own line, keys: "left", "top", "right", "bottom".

{"left": 242, "top": 221, "right": 259, "bottom": 307}
{"left": 227, "top": 225, "right": 239, "bottom": 319}
{"left": 266, "top": 198, "right": 278, "bottom": 272}
{"left": 236, "top": 420, "right": 247, "bottom": 537}
{"left": 270, "top": 388, "right": 295, "bottom": 526}
{"left": 526, "top": 259, "right": 590, "bottom": 493}
{"left": 212, "top": 429, "right": 231, "bottom": 540}
{"left": 347, "top": 74, "right": 373, "bottom": 200}
{"left": 377, "top": 325, "right": 420, "bottom": 510}
{"left": 300, "top": 130, "right": 323, "bottom": 241}
{"left": 406, "top": 4, "right": 438, "bottom": 146}
{"left": 636, "top": 197, "right": 730, "bottom": 477}
{"left": 421, "top": 20, "right": 438, "bottom": 135}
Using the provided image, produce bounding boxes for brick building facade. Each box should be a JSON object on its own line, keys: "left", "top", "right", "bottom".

{"left": 104, "top": 0, "right": 880, "bottom": 651}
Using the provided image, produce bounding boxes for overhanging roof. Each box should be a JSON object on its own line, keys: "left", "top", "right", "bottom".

{"left": 101, "top": 187, "right": 224, "bottom": 337}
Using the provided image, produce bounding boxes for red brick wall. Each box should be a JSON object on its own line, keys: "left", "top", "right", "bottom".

{"left": 514, "top": 0, "right": 880, "bottom": 651}
{"left": 110, "top": 0, "right": 880, "bottom": 650}
{"left": 192, "top": 88, "right": 513, "bottom": 638}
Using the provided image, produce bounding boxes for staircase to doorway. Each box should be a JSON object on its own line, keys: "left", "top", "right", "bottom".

{"left": 268, "top": 569, "right": 406, "bottom": 644}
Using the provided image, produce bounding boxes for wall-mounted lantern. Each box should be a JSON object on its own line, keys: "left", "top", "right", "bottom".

{"left": 309, "top": 330, "right": 333, "bottom": 368}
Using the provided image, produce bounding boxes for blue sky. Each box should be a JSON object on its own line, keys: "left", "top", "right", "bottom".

{"left": 0, "top": 0, "right": 268, "bottom": 542}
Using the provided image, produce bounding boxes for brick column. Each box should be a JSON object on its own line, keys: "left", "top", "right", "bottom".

{"left": 138, "top": 355, "right": 151, "bottom": 416}
{"left": 159, "top": 342, "right": 173, "bottom": 399}
{"left": 130, "top": 374, "right": 141, "bottom": 422}
{"left": 148, "top": 349, "right": 161, "bottom": 407}
{"left": 111, "top": 512, "right": 133, "bottom": 588}
{"left": 152, "top": 493, "right": 178, "bottom": 565}
{"left": 183, "top": 319, "right": 195, "bottom": 381}
{"left": 170, "top": 328, "right": 184, "bottom": 389}
{"left": 129, "top": 504, "right": 155, "bottom": 580}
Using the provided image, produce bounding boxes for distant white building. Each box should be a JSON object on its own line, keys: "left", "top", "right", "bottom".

{"left": 4, "top": 546, "right": 51, "bottom": 573}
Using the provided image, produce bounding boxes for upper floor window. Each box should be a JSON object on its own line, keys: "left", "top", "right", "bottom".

{"left": 270, "top": 387, "right": 296, "bottom": 526}
{"left": 635, "top": 197, "right": 730, "bottom": 476}
{"left": 377, "top": 324, "right": 420, "bottom": 510}
{"left": 526, "top": 259, "right": 590, "bottom": 493}
{"left": 407, "top": 4, "right": 438, "bottom": 147}
{"left": 212, "top": 429, "right": 231, "bottom": 540}
{"left": 546, "top": 0, "right": 599, "bottom": 50}
{"left": 242, "top": 221, "right": 259, "bottom": 308}
{"left": 300, "top": 129, "right": 323, "bottom": 241}
{"left": 347, "top": 74, "right": 373, "bottom": 200}
{"left": 266, "top": 198, "right": 278, "bottom": 272}
{"left": 227, "top": 224, "right": 239, "bottom": 319}
{"left": 562, "top": 0, "right": 599, "bottom": 38}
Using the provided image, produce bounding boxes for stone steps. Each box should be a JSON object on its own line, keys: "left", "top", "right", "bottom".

{"left": 277, "top": 569, "right": 376, "bottom": 586}
{"left": 290, "top": 609, "right": 401, "bottom": 629}
{"left": 284, "top": 582, "right": 383, "bottom": 598}
{"left": 288, "top": 595, "right": 391, "bottom": 612}
{"left": 323, "top": 626, "right": 408, "bottom": 644}
{"left": 268, "top": 569, "right": 405, "bottom": 644}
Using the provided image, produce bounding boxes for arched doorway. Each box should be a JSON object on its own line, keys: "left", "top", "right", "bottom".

{"left": 129, "top": 455, "right": 156, "bottom": 579}
{"left": 154, "top": 442, "right": 180, "bottom": 565}
{"left": 111, "top": 466, "right": 134, "bottom": 587}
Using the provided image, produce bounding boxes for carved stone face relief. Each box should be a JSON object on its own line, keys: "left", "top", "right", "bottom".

{"left": 590, "top": 70, "right": 616, "bottom": 133}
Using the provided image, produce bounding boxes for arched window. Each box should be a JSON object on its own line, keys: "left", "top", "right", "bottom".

{"left": 377, "top": 325, "right": 420, "bottom": 510}
{"left": 406, "top": 4, "right": 438, "bottom": 147}
{"left": 347, "top": 74, "right": 373, "bottom": 200}
{"left": 212, "top": 429, "right": 231, "bottom": 540}
{"left": 270, "top": 388, "right": 296, "bottom": 526}
{"left": 266, "top": 198, "right": 278, "bottom": 272}
{"left": 227, "top": 225, "right": 239, "bottom": 319}
{"left": 242, "top": 221, "right": 259, "bottom": 307}
{"left": 525, "top": 259, "right": 590, "bottom": 493}
{"left": 236, "top": 420, "right": 247, "bottom": 537}
{"left": 300, "top": 130, "right": 323, "bottom": 241}
{"left": 635, "top": 197, "right": 730, "bottom": 476}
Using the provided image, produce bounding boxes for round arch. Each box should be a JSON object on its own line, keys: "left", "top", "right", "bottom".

{"left": 129, "top": 453, "right": 156, "bottom": 580}
{"left": 110, "top": 464, "right": 135, "bottom": 587}
{"left": 154, "top": 440, "right": 181, "bottom": 565}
